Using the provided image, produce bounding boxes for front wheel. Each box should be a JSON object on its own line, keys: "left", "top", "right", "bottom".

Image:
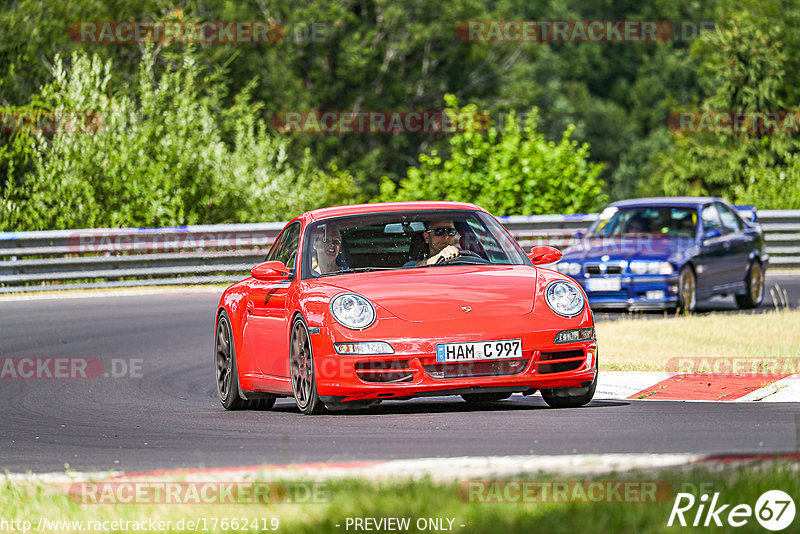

{"left": 677, "top": 265, "right": 697, "bottom": 313}
{"left": 290, "top": 317, "right": 326, "bottom": 415}
{"left": 541, "top": 375, "right": 597, "bottom": 408}
{"left": 735, "top": 260, "right": 764, "bottom": 309}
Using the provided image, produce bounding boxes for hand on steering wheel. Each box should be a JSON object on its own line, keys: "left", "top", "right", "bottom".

{"left": 435, "top": 249, "right": 482, "bottom": 264}
{"left": 433, "top": 245, "right": 461, "bottom": 264}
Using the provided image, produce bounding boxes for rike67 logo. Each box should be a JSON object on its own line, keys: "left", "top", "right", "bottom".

{"left": 668, "top": 490, "right": 796, "bottom": 531}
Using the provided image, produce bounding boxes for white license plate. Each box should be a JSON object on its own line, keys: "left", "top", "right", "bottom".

{"left": 436, "top": 339, "right": 522, "bottom": 363}
{"left": 586, "top": 278, "right": 622, "bottom": 292}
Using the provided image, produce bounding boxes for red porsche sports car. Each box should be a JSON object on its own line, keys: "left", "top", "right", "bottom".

{"left": 215, "top": 201, "right": 597, "bottom": 414}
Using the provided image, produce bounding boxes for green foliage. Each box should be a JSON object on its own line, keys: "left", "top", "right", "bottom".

{"left": 2, "top": 0, "right": 800, "bottom": 224}
{"left": 380, "top": 96, "right": 605, "bottom": 215}
{"left": 642, "top": 7, "right": 800, "bottom": 208}
{"left": 0, "top": 48, "right": 361, "bottom": 231}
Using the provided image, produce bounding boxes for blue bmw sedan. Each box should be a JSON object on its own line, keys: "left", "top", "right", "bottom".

{"left": 553, "top": 197, "right": 768, "bottom": 312}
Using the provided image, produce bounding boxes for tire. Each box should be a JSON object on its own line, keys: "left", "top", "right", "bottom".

{"left": 461, "top": 392, "right": 512, "bottom": 403}
{"left": 735, "top": 260, "right": 764, "bottom": 309}
{"left": 215, "top": 311, "right": 276, "bottom": 411}
{"left": 540, "top": 374, "right": 597, "bottom": 408}
{"left": 290, "top": 316, "right": 326, "bottom": 415}
{"left": 677, "top": 265, "right": 697, "bottom": 313}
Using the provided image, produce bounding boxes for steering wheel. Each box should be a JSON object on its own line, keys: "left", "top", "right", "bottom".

{"left": 435, "top": 250, "right": 490, "bottom": 265}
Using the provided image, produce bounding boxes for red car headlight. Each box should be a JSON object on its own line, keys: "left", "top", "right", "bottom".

{"left": 330, "top": 293, "right": 376, "bottom": 330}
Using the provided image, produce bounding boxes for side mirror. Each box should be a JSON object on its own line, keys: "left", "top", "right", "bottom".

{"left": 703, "top": 228, "right": 722, "bottom": 241}
{"left": 572, "top": 231, "right": 585, "bottom": 240}
{"left": 251, "top": 261, "right": 291, "bottom": 281}
{"left": 527, "top": 246, "right": 563, "bottom": 265}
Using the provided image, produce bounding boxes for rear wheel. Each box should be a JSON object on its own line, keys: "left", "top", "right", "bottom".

{"left": 677, "top": 265, "right": 697, "bottom": 313}
{"left": 461, "top": 392, "right": 512, "bottom": 403}
{"left": 215, "top": 311, "right": 276, "bottom": 411}
{"left": 290, "top": 317, "right": 326, "bottom": 415}
{"left": 735, "top": 260, "right": 764, "bottom": 309}
{"left": 541, "top": 375, "right": 597, "bottom": 408}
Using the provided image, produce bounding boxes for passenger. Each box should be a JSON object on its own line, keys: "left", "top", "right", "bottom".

{"left": 406, "top": 220, "right": 460, "bottom": 266}
{"left": 311, "top": 225, "right": 343, "bottom": 274}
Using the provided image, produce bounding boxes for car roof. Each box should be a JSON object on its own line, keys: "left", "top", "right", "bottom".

{"left": 303, "top": 201, "right": 486, "bottom": 221}
{"left": 608, "top": 196, "right": 724, "bottom": 208}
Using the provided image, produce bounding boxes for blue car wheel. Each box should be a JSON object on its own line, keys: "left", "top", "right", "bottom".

{"left": 677, "top": 265, "right": 697, "bottom": 313}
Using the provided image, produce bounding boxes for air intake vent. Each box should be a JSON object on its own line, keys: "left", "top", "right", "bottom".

{"left": 424, "top": 359, "right": 528, "bottom": 379}
{"left": 355, "top": 361, "right": 413, "bottom": 383}
{"left": 537, "top": 349, "right": 584, "bottom": 374}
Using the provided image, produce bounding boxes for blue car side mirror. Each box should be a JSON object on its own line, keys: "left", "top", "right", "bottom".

{"left": 703, "top": 228, "right": 722, "bottom": 240}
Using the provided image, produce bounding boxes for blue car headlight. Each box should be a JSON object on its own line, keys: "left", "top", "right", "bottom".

{"left": 555, "top": 262, "right": 581, "bottom": 275}
{"left": 629, "top": 261, "right": 674, "bottom": 275}
{"left": 545, "top": 281, "right": 585, "bottom": 317}
{"left": 330, "top": 293, "right": 376, "bottom": 330}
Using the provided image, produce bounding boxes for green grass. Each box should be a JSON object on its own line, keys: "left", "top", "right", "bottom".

{"left": 597, "top": 309, "right": 800, "bottom": 372}
{"left": 2, "top": 462, "right": 798, "bottom": 533}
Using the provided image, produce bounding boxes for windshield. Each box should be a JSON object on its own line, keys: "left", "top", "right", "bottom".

{"left": 587, "top": 206, "right": 698, "bottom": 239}
{"left": 302, "top": 209, "right": 529, "bottom": 279}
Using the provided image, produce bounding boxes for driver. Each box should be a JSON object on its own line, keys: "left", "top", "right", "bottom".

{"left": 407, "top": 219, "right": 460, "bottom": 266}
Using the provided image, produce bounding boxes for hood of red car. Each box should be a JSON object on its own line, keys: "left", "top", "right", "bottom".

{"left": 320, "top": 265, "right": 537, "bottom": 321}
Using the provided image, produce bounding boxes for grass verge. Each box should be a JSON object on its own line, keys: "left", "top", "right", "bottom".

{"left": 2, "top": 462, "right": 798, "bottom": 533}
{"left": 597, "top": 309, "right": 800, "bottom": 371}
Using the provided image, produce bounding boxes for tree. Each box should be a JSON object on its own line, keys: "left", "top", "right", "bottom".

{"left": 0, "top": 47, "right": 361, "bottom": 231}
{"left": 641, "top": 7, "right": 800, "bottom": 207}
{"left": 380, "top": 95, "right": 605, "bottom": 215}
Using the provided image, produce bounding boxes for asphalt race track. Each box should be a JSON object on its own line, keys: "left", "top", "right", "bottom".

{"left": 1, "top": 273, "right": 798, "bottom": 474}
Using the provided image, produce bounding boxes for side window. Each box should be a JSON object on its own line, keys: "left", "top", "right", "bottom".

{"left": 278, "top": 223, "right": 301, "bottom": 269}
{"left": 716, "top": 203, "right": 742, "bottom": 233}
{"left": 265, "top": 231, "right": 286, "bottom": 262}
{"left": 265, "top": 222, "right": 301, "bottom": 268}
{"left": 701, "top": 205, "right": 722, "bottom": 233}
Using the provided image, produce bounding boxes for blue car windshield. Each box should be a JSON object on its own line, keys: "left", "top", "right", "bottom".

{"left": 588, "top": 206, "right": 698, "bottom": 238}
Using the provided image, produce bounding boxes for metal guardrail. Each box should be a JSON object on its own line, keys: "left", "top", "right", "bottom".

{"left": 1, "top": 211, "right": 798, "bottom": 293}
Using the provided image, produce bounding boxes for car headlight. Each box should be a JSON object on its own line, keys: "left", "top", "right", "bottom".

{"left": 330, "top": 293, "right": 376, "bottom": 329}
{"left": 556, "top": 262, "right": 581, "bottom": 275}
{"left": 545, "top": 281, "right": 585, "bottom": 317}
{"left": 629, "top": 261, "right": 673, "bottom": 275}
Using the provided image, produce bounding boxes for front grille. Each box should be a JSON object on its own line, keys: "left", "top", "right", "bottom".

{"left": 424, "top": 359, "right": 528, "bottom": 379}
{"left": 538, "top": 349, "right": 585, "bottom": 374}
{"left": 586, "top": 264, "right": 623, "bottom": 275}
{"left": 355, "top": 361, "right": 413, "bottom": 383}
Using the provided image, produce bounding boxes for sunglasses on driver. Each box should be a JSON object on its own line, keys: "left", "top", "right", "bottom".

{"left": 427, "top": 227, "right": 457, "bottom": 237}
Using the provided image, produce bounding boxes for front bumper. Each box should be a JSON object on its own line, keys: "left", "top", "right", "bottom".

{"left": 577, "top": 274, "right": 679, "bottom": 311}
{"left": 310, "top": 317, "right": 597, "bottom": 403}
